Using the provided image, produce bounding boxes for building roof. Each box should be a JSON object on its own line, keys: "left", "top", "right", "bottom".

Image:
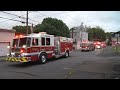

{"left": 0, "top": 29, "right": 16, "bottom": 33}
{"left": 113, "top": 31, "right": 120, "bottom": 34}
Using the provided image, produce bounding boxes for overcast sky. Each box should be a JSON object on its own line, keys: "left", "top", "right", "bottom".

{"left": 0, "top": 11, "right": 120, "bottom": 32}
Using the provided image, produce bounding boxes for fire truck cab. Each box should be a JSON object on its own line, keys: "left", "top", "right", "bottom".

{"left": 6, "top": 32, "right": 73, "bottom": 64}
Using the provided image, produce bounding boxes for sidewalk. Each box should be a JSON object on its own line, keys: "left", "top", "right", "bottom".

{"left": 0, "top": 56, "right": 6, "bottom": 62}
{"left": 98, "top": 46, "right": 117, "bottom": 57}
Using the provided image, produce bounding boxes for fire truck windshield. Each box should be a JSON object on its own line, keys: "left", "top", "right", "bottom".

{"left": 19, "top": 37, "right": 31, "bottom": 47}
{"left": 13, "top": 37, "right": 31, "bottom": 47}
{"left": 13, "top": 39, "right": 18, "bottom": 47}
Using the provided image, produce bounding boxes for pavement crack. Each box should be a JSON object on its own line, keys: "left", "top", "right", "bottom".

{"left": 8, "top": 71, "right": 38, "bottom": 77}
{"left": 64, "top": 69, "right": 75, "bottom": 79}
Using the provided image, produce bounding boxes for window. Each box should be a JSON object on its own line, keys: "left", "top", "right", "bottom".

{"left": 32, "top": 38, "right": 38, "bottom": 46}
{"left": 13, "top": 39, "right": 18, "bottom": 47}
{"left": 26, "top": 38, "right": 31, "bottom": 47}
{"left": 19, "top": 38, "right": 27, "bottom": 47}
{"left": 46, "top": 38, "right": 50, "bottom": 45}
{"left": 41, "top": 37, "right": 45, "bottom": 45}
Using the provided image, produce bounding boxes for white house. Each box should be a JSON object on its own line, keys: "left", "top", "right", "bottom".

{"left": 0, "top": 29, "right": 15, "bottom": 56}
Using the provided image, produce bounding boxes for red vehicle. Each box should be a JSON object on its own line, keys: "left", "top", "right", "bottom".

{"left": 80, "top": 42, "right": 95, "bottom": 52}
{"left": 101, "top": 42, "right": 106, "bottom": 48}
{"left": 6, "top": 32, "right": 73, "bottom": 64}
{"left": 93, "top": 41, "right": 102, "bottom": 49}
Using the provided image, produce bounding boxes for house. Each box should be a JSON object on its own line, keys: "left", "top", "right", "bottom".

{"left": 112, "top": 31, "right": 120, "bottom": 46}
{"left": 0, "top": 29, "right": 15, "bottom": 56}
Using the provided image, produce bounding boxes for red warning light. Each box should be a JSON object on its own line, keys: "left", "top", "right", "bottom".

{"left": 15, "top": 35, "right": 19, "bottom": 38}
{"left": 19, "top": 35, "right": 23, "bottom": 37}
{"left": 20, "top": 49, "right": 24, "bottom": 53}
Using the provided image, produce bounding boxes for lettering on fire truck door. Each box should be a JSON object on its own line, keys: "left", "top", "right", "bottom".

{"left": 31, "top": 38, "right": 40, "bottom": 52}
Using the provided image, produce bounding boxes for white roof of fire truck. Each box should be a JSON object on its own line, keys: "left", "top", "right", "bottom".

{"left": 14, "top": 32, "right": 54, "bottom": 39}
{"left": 27, "top": 32, "right": 54, "bottom": 38}
{"left": 14, "top": 32, "right": 73, "bottom": 43}
{"left": 60, "top": 36, "right": 73, "bottom": 42}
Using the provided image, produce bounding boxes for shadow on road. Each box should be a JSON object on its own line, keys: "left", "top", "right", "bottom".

{"left": 7, "top": 56, "right": 69, "bottom": 68}
{"left": 8, "top": 62, "right": 40, "bottom": 68}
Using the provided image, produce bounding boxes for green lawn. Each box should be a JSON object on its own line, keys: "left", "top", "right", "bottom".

{"left": 0, "top": 57, "right": 6, "bottom": 60}
{"left": 112, "top": 46, "right": 120, "bottom": 55}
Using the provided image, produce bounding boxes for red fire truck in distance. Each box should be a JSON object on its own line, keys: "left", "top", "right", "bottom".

{"left": 6, "top": 32, "right": 73, "bottom": 64}
{"left": 93, "top": 41, "right": 102, "bottom": 49}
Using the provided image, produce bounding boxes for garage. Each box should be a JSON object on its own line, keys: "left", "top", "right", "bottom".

{"left": 0, "top": 42, "right": 10, "bottom": 56}
{"left": 0, "top": 29, "right": 15, "bottom": 57}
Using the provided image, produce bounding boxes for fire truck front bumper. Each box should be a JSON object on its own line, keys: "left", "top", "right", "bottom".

{"left": 6, "top": 56, "right": 30, "bottom": 62}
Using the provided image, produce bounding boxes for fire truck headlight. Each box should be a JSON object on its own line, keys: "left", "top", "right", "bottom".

{"left": 21, "top": 53, "right": 25, "bottom": 57}
{"left": 11, "top": 52, "right": 15, "bottom": 55}
{"left": 7, "top": 46, "right": 10, "bottom": 49}
{"left": 7, "top": 54, "right": 10, "bottom": 56}
{"left": 23, "top": 45, "right": 26, "bottom": 48}
{"left": 21, "top": 53, "right": 27, "bottom": 57}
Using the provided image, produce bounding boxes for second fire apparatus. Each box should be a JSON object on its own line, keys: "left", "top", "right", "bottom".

{"left": 6, "top": 32, "right": 73, "bottom": 64}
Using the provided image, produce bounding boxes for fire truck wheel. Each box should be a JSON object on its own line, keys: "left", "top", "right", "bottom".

{"left": 39, "top": 54, "right": 47, "bottom": 64}
{"left": 65, "top": 51, "right": 69, "bottom": 58}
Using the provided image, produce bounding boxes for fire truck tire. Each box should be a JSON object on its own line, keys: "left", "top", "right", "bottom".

{"left": 39, "top": 53, "right": 47, "bottom": 64}
{"left": 64, "top": 50, "right": 69, "bottom": 58}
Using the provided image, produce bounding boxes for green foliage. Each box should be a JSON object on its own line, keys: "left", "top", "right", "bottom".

{"left": 105, "top": 32, "right": 112, "bottom": 45}
{"left": 33, "top": 17, "right": 70, "bottom": 37}
{"left": 87, "top": 26, "right": 106, "bottom": 41}
{"left": 12, "top": 25, "right": 31, "bottom": 34}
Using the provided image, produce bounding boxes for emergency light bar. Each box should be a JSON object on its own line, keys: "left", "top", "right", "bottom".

{"left": 14, "top": 34, "right": 24, "bottom": 38}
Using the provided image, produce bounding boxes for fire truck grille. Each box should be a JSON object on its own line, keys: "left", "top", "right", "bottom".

{"left": 12, "top": 48, "right": 20, "bottom": 52}
{"left": 15, "top": 53, "right": 21, "bottom": 57}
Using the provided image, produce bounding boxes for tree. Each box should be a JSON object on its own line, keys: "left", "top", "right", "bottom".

{"left": 12, "top": 25, "right": 31, "bottom": 34}
{"left": 34, "top": 17, "right": 70, "bottom": 37}
{"left": 105, "top": 32, "right": 112, "bottom": 45}
{"left": 87, "top": 26, "right": 106, "bottom": 41}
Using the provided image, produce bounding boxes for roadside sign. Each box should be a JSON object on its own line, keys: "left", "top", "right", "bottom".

{"left": 115, "top": 34, "right": 119, "bottom": 37}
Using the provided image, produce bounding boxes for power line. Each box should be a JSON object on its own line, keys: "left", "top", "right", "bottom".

{"left": 60, "top": 11, "right": 81, "bottom": 24}
{"left": 0, "top": 17, "right": 17, "bottom": 23}
{"left": 0, "top": 11, "right": 27, "bottom": 23}
{"left": 31, "top": 11, "right": 73, "bottom": 20}
{"left": 36, "top": 11, "right": 47, "bottom": 16}
{"left": 1, "top": 11, "right": 39, "bottom": 23}
{"left": 0, "top": 16, "right": 25, "bottom": 23}
{"left": 0, "top": 16, "right": 36, "bottom": 25}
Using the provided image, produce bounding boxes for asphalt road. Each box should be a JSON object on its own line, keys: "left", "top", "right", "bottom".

{"left": 0, "top": 46, "right": 120, "bottom": 79}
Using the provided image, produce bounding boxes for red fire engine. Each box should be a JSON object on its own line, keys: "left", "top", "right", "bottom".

{"left": 6, "top": 32, "right": 73, "bottom": 64}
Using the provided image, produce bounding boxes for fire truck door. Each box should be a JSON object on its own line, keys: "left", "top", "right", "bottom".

{"left": 55, "top": 41, "right": 60, "bottom": 55}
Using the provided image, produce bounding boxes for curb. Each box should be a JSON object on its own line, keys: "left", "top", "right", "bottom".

{"left": 0, "top": 56, "right": 6, "bottom": 61}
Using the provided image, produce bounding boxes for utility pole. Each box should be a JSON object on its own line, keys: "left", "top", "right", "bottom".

{"left": 115, "top": 33, "right": 119, "bottom": 54}
{"left": 26, "top": 11, "right": 28, "bottom": 35}
{"left": 72, "top": 28, "right": 73, "bottom": 39}
{"left": 31, "top": 23, "right": 33, "bottom": 33}
{"left": 116, "top": 34, "right": 119, "bottom": 54}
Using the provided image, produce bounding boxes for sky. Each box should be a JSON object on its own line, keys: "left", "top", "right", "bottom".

{"left": 0, "top": 11, "right": 120, "bottom": 32}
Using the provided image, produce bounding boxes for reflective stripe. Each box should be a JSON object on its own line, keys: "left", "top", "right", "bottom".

{"left": 11, "top": 58, "right": 14, "bottom": 61}
{"left": 15, "top": 58, "right": 19, "bottom": 62}
{"left": 46, "top": 51, "right": 54, "bottom": 54}
{"left": 6, "top": 57, "right": 8, "bottom": 60}
{"left": 21, "top": 57, "right": 28, "bottom": 62}
{"left": 22, "top": 51, "right": 54, "bottom": 56}
{"left": 9, "top": 57, "right": 11, "bottom": 61}
{"left": 14, "top": 58, "right": 16, "bottom": 61}
{"left": 6, "top": 57, "right": 28, "bottom": 62}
